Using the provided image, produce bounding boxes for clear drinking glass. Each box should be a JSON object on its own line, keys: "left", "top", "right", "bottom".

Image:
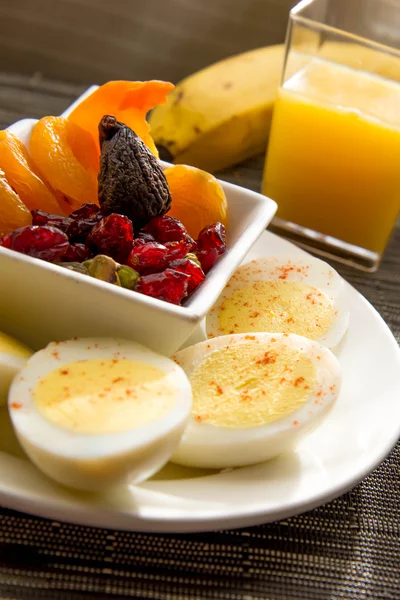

{"left": 262, "top": 0, "right": 400, "bottom": 271}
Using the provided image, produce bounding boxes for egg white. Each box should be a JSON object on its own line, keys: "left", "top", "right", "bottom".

{"left": 0, "top": 332, "right": 32, "bottom": 407}
{"left": 206, "top": 255, "right": 349, "bottom": 349}
{"left": 8, "top": 337, "right": 192, "bottom": 491}
{"left": 171, "top": 332, "right": 341, "bottom": 469}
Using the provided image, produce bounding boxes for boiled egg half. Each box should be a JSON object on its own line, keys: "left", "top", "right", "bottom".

{"left": 8, "top": 337, "right": 192, "bottom": 491}
{"left": 206, "top": 256, "right": 349, "bottom": 349}
{"left": 0, "top": 331, "right": 32, "bottom": 407}
{"left": 171, "top": 332, "right": 341, "bottom": 469}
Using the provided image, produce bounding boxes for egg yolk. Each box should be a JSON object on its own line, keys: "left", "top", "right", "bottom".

{"left": 33, "top": 358, "right": 177, "bottom": 434}
{"left": 0, "top": 332, "right": 32, "bottom": 358}
{"left": 190, "top": 340, "right": 316, "bottom": 428}
{"left": 217, "top": 281, "right": 334, "bottom": 339}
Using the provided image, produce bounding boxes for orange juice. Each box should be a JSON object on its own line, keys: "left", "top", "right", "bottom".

{"left": 263, "top": 57, "right": 400, "bottom": 253}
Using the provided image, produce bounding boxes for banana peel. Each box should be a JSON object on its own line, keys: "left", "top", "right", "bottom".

{"left": 149, "top": 44, "right": 286, "bottom": 173}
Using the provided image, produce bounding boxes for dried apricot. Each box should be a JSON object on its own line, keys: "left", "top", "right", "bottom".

{"left": 0, "top": 131, "right": 64, "bottom": 214}
{"left": 164, "top": 165, "right": 228, "bottom": 239}
{"left": 68, "top": 81, "right": 174, "bottom": 156}
{"left": 0, "top": 169, "right": 32, "bottom": 236}
{"left": 29, "top": 117, "right": 99, "bottom": 212}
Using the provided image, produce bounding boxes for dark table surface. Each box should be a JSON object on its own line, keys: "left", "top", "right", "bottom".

{"left": 0, "top": 72, "right": 399, "bottom": 600}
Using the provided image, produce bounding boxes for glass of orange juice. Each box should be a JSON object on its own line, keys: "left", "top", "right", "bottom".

{"left": 263, "top": 0, "right": 400, "bottom": 271}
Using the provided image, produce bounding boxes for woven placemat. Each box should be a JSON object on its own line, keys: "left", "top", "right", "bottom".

{"left": 0, "top": 73, "right": 399, "bottom": 600}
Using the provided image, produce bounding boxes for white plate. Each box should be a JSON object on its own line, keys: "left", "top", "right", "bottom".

{"left": 0, "top": 231, "right": 399, "bottom": 533}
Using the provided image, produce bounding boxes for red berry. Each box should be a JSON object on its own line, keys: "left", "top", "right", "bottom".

{"left": 144, "top": 215, "right": 187, "bottom": 242}
{"left": 169, "top": 258, "right": 205, "bottom": 293}
{"left": 31, "top": 210, "right": 72, "bottom": 233}
{"left": 196, "top": 223, "right": 226, "bottom": 272}
{"left": 61, "top": 243, "right": 91, "bottom": 262}
{"left": 87, "top": 214, "right": 134, "bottom": 261}
{"left": 69, "top": 203, "right": 101, "bottom": 220}
{"left": 137, "top": 231, "right": 156, "bottom": 243}
{"left": 127, "top": 240, "right": 168, "bottom": 274}
{"left": 164, "top": 235, "right": 196, "bottom": 262}
{"left": 1, "top": 233, "right": 12, "bottom": 248}
{"left": 67, "top": 218, "right": 99, "bottom": 242}
{"left": 1, "top": 226, "right": 69, "bottom": 262}
{"left": 67, "top": 203, "right": 103, "bottom": 243}
{"left": 184, "top": 232, "right": 197, "bottom": 250}
{"left": 196, "top": 248, "right": 221, "bottom": 273}
{"left": 197, "top": 222, "right": 226, "bottom": 252}
{"left": 135, "top": 268, "right": 190, "bottom": 304}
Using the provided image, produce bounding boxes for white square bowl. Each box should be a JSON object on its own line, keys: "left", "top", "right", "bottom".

{"left": 0, "top": 90, "right": 277, "bottom": 356}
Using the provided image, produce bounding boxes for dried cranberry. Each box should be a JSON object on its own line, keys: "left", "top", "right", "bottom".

{"left": 67, "top": 203, "right": 103, "bottom": 243}
{"left": 136, "top": 268, "right": 190, "bottom": 304}
{"left": 127, "top": 240, "right": 168, "bottom": 274}
{"left": 67, "top": 218, "right": 97, "bottom": 242}
{"left": 137, "top": 231, "right": 156, "bottom": 243}
{"left": 195, "top": 223, "right": 226, "bottom": 272}
{"left": 184, "top": 233, "right": 197, "bottom": 251}
{"left": 31, "top": 210, "right": 72, "bottom": 233}
{"left": 87, "top": 214, "right": 134, "bottom": 261}
{"left": 169, "top": 258, "right": 205, "bottom": 294}
{"left": 129, "top": 238, "right": 147, "bottom": 248}
{"left": 69, "top": 203, "right": 101, "bottom": 220}
{"left": 164, "top": 234, "right": 196, "bottom": 262}
{"left": 144, "top": 215, "right": 187, "bottom": 242}
{"left": 2, "top": 226, "right": 69, "bottom": 262}
{"left": 197, "top": 222, "right": 226, "bottom": 252}
{"left": 196, "top": 248, "right": 221, "bottom": 273}
{"left": 61, "top": 243, "right": 91, "bottom": 262}
{"left": 1, "top": 233, "right": 12, "bottom": 249}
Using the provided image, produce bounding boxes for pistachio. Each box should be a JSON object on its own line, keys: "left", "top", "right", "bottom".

{"left": 185, "top": 253, "right": 202, "bottom": 268}
{"left": 85, "top": 255, "right": 120, "bottom": 285}
{"left": 56, "top": 262, "right": 89, "bottom": 275}
{"left": 117, "top": 265, "right": 140, "bottom": 290}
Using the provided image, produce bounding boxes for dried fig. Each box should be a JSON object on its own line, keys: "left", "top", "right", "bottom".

{"left": 98, "top": 115, "right": 171, "bottom": 229}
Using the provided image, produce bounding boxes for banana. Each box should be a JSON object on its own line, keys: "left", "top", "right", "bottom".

{"left": 149, "top": 44, "right": 286, "bottom": 173}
